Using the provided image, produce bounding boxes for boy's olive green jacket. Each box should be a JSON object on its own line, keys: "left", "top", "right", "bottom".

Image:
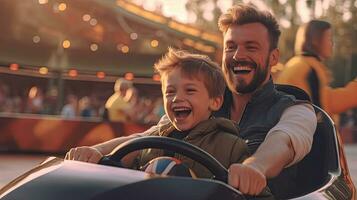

{"left": 137, "top": 117, "right": 249, "bottom": 178}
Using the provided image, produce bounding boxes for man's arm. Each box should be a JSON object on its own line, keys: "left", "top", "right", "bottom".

{"left": 228, "top": 103, "right": 317, "bottom": 195}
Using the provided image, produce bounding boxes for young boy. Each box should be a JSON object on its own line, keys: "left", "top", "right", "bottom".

{"left": 133, "top": 48, "right": 249, "bottom": 178}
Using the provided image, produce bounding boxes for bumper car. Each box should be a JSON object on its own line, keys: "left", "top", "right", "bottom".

{"left": 0, "top": 86, "right": 355, "bottom": 199}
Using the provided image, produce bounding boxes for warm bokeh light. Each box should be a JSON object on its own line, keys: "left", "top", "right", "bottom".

{"left": 90, "top": 43, "right": 98, "bottom": 51}
{"left": 38, "top": 0, "right": 48, "bottom": 5}
{"left": 96, "top": 71, "right": 105, "bottom": 79}
{"left": 62, "top": 40, "right": 71, "bottom": 48}
{"left": 89, "top": 18, "right": 98, "bottom": 26}
{"left": 39, "top": 67, "right": 48, "bottom": 75}
{"left": 58, "top": 3, "right": 67, "bottom": 11}
{"left": 68, "top": 69, "right": 78, "bottom": 77}
{"left": 82, "top": 14, "right": 91, "bottom": 22}
{"left": 150, "top": 39, "right": 159, "bottom": 47}
{"left": 32, "top": 35, "right": 41, "bottom": 43}
{"left": 9, "top": 63, "right": 19, "bottom": 71}
{"left": 130, "top": 32, "right": 138, "bottom": 40}
{"left": 124, "top": 72, "right": 134, "bottom": 80}
{"left": 121, "top": 45, "right": 129, "bottom": 53}
{"left": 152, "top": 74, "right": 161, "bottom": 82}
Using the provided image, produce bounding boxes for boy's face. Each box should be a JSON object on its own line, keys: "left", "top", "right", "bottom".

{"left": 161, "top": 68, "right": 222, "bottom": 131}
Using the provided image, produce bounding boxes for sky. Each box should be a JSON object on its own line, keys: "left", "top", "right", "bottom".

{"left": 131, "top": 0, "right": 233, "bottom": 23}
{"left": 130, "top": 0, "right": 355, "bottom": 27}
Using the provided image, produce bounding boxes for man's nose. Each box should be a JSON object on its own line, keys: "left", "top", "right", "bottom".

{"left": 233, "top": 46, "right": 244, "bottom": 61}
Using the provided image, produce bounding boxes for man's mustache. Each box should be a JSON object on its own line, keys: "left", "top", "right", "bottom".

{"left": 228, "top": 60, "right": 258, "bottom": 69}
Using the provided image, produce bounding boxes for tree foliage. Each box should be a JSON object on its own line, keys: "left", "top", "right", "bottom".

{"left": 185, "top": 0, "right": 357, "bottom": 84}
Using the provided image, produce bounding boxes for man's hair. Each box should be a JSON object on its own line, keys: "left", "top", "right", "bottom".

{"left": 154, "top": 48, "right": 226, "bottom": 98}
{"left": 218, "top": 4, "right": 281, "bottom": 50}
{"left": 294, "top": 20, "right": 331, "bottom": 56}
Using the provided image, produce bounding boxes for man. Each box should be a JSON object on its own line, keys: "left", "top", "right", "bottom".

{"left": 66, "top": 4, "right": 316, "bottom": 199}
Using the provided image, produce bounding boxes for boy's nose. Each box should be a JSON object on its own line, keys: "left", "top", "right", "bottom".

{"left": 172, "top": 94, "right": 183, "bottom": 103}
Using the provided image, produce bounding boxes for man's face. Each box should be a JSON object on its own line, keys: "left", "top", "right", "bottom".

{"left": 222, "top": 23, "right": 278, "bottom": 94}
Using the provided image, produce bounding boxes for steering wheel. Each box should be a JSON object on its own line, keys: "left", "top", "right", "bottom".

{"left": 98, "top": 136, "right": 228, "bottom": 182}
{"left": 99, "top": 136, "right": 274, "bottom": 199}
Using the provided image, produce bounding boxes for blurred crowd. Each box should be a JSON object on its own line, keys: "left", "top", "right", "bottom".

{"left": 0, "top": 77, "right": 356, "bottom": 132}
{"left": 0, "top": 79, "right": 164, "bottom": 125}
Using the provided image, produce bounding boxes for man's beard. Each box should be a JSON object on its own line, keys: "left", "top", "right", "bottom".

{"left": 223, "top": 57, "right": 270, "bottom": 94}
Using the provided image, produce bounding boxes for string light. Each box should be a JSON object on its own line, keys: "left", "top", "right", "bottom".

{"left": 58, "top": 3, "right": 67, "bottom": 11}
{"left": 10, "top": 64, "right": 19, "bottom": 71}
{"left": 96, "top": 71, "right": 105, "bottom": 79}
{"left": 62, "top": 40, "right": 71, "bottom": 48}
{"left": 150, "top": 40, "right": 159, "bottom": 48}
{"left": 89, "top": 18, "right": 98, "bottom": 26}
{"left": 38, "top": 0, "right": 48, "bottom": 5}
{"left": 121, "top": 45, "right": 129, "bottom": 53}
{"left": 130, "top": 32, "right": 138, "bottom": 40}
{"left": 152, "top": 74, "right": 161, "bottom": 82}
{"left": 90, "top": 43, "right": 98, "bottom": 51}
{"left": 82, "top": 14, "right": 91, "bottom": 22}
{"left": 32, "top": 36, "right": 41, "bottom": 43}
{"left": 68, "top": 69, "right": 78, "bottom": 77}
{"left": 39, "top": 67, "right": 48, "bottom": 75}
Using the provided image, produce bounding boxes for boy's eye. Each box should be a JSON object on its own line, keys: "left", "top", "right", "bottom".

{"left": 165, "top": 90, "right": 175, "bottom": 96}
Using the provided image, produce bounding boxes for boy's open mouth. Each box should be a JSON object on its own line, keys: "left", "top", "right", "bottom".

{"left": 173, "top": 107, "right": 192, "bottom": 119}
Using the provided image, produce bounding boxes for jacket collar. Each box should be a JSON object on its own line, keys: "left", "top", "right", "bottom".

{"left": 248, "top": 78, "right": 276, "bottom": 105}
{"left": 157, "top": 117, "right": 238, "bottom": 140}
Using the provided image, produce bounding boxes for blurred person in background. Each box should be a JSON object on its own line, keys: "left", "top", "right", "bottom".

{"left": 277, "top": 20, "right": 357, "bottom": 123}
{"left": 61, "top": 94, "right": 78, "bottom": 119}
{"left": 104, "top": 78, "right": 134, "bottom": 122}
{"left": 25, "top": 86, "right": 44, "bottom": 114}
{"left": 79, "top": 96, "right": 94, "bottom": 118}
{"left": 142, "top": 97, "right": 165, "bottom": 124}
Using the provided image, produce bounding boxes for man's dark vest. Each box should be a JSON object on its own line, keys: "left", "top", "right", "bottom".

{"left": 214, "top": 80, "right": 306, "bottom": 199}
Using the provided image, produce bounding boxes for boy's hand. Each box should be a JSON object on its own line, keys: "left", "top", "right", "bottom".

{"left": 65, "top": 146, "right": 103, "bottom": 163}
{"left": 228, "top": 163, "right": 267, "bottom": 195}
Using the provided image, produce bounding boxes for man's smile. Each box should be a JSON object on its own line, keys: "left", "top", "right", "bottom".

{"left": 230, "top": 61, "right": 257, "bottom": 75}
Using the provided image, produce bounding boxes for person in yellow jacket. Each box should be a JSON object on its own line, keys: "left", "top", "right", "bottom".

{"left": 277, "top": 20, "right": 357, "bottom": 122}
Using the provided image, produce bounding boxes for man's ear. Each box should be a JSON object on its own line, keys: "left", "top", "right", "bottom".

{"left": 209, "top": 95, "right": 224, "bottom": 111}
{"left": 269, "top": 48, "right": 280, "bottom": 67}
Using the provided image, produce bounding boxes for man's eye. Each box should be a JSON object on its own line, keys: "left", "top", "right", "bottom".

{"left": 187, "top": 89, "right": 196, "bottom": 94}
{"left": 247, "top": 46, "right": 258, "bottom": 51}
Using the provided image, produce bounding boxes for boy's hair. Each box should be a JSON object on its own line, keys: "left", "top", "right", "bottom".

{"left": 218, "top": 3, "right": 281, "bottom": 50}
{"left": 154, "top": 48, "right": 226, "bottom": 98}
{"left": 294, "top": 20, "right": 331, "bottom": 56}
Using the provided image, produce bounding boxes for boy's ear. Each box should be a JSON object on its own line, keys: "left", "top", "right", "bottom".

{"left": 209, "top": 95, "right": 223, "bottom": 111}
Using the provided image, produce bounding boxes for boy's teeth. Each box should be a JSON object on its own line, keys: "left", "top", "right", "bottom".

{"left": 173, "top": 107, "right": 189, "bottom": 111}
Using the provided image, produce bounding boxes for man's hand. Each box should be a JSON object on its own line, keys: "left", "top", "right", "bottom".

{"left": 228, "top": 163, "right": 267, "bottom": 195}
{"left": 65, "top": 146, "right": 103, "bottom": 163}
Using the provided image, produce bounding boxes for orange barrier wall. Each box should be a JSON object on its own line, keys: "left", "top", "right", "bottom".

{"left": 0, "top": 114, "right": 151, "bottom": 153}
